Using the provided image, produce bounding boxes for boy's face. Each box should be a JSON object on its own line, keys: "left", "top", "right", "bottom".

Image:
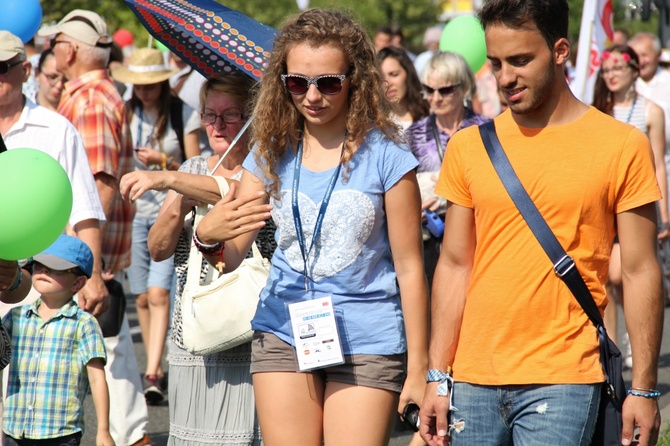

{"left": 31, "top": 262, "right": 87, "bottom": 295}
{"left": 485, "top": 22, "right": 563, "bottom": 118}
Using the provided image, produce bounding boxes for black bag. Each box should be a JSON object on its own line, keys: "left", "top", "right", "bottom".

{"left": 0, "top": 320, "right": 11, "bottom": 370}
{"left": 95, "top": 279, "right": 127, "bottom": 338}
{"left": 479, "top": 121, "right": 625, "bottom": 445}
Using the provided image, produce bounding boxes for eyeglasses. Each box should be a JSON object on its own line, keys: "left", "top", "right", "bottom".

{"left": 600, "top": 65, "right": 630, "bottom": 76}
{"left": 32, "top": 262, "right": 79, "bottom": 276}
{"left": 42, "top": 72, "right": 64, "bottom": 86}
{"left": 0, "top": 60, "right": 23, "bottom": 76}
{"left": 281, "top": 74, "right": 348, "bottom": 95}
{"left": 422, "top": 83, "right": 461, "bottom": 98}
{"left": 200, "top": 111, "right": 245, "bottom": 125}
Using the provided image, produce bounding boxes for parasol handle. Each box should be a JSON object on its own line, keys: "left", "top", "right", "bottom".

{"left": 209, "top": 116, "right": 254, "bottom": 175}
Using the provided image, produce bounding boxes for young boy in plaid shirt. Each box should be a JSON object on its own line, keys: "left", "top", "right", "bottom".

{"left": 2, "top": 235, "right": 113, "bottom": 446}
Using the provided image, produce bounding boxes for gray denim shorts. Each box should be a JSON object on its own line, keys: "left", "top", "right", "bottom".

{"left": 250, "top": 331, "right": 406, "bottom": 393}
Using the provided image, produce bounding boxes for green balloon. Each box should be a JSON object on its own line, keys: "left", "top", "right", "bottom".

{"left": 155, "top": 40, "right": 169, "bottom": 53}
{"left": 439, "top": 15, "right": 487, "bottom": 74}
{"left": 0, "top": 148, "right": 73, "bottom": 260}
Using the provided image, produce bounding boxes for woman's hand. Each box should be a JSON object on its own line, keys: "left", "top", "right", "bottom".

{"left": 120, "top": 170, "right": 171, "bottom": 202}
{"left": 399, "top": 369, "right": 427, "bottom": 418}
{"left": 134, "top": 146, "right": 162, "bottom": 168}
{"left": 196, "top": 182, "right": 271, "bottom": 245}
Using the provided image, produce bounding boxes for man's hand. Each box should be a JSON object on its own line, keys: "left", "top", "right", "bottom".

{"left": 621, "top": 395, "right": 660, "bottom": 446}
{"left": 419, "top": 382, "right": 451, "bottom": 446}
{"left": 0, "top": 259, "right": 19, "bottom": 291}
{"left": 78, "top": 271, "right": 110, "bottom": 316}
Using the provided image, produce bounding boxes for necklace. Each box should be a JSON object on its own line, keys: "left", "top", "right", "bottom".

{"left": 623, "top": 92, "right": 637, "bottom": 125}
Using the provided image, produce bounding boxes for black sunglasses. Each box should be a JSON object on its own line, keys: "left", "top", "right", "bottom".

{"left": 281, "top": 74, "right": 348, "bottom": 95}
{"left": 0, "top": 60, "right": 23, "bottom": 76}
{"left": 422, "top": 83, "right": 461, "bottom": 97}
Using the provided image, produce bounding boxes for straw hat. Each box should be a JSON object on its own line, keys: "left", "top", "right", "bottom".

{"left": 111, "top": 48, "right": 179, "bottom": 85}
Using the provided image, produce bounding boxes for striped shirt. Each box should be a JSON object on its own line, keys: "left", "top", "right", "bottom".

{"left": 613, "top": 94, "right": 648, "bottom": 134}
{"left": 2, "top": 299, "right": 107, "bottom": 440}
{"left": 58, "top": 69, "right": 135, "bottom": 272}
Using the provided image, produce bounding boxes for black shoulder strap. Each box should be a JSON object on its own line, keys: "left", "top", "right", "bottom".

{"left": 169, "top": 96, "right": 185, "bottom": 160}
{"left": 0, "top": 132, "right": 6, "bottom": 153}
{"left": 478, "top": 121, "right": 605, "bottom": 329}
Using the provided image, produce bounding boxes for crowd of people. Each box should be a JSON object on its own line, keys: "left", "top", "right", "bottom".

{"left": 0, "top": 0, "right": 667, "bottom": 445}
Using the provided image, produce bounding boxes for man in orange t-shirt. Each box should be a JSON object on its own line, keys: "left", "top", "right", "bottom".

{"left": 419, "top": 1, "right": 664, "bottom": 445}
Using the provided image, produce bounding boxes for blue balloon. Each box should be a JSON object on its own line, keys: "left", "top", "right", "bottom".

{"left": 0, "top": 0, "right": 43, "bottom": 43}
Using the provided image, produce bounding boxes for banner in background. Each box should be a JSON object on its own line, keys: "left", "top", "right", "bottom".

{"left": 571, "top": 0, "right": 614, "bottom": 104}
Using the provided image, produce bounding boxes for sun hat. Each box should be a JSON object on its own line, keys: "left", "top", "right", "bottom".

{"left": 33, "top": 235, "right": 94, "bottom": 278}
{"left": 111, "top": 48, "right": 179, "bottom": 85}
{"left": 38, "top": 9, "right": 112, "bottom": 48}
{"left": 0, "top": 31, "right": 26, "bottom": 62}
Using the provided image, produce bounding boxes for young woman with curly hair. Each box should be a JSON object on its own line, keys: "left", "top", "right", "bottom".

{"left": 195, "top": 8, "right": 428, "bottom": 445}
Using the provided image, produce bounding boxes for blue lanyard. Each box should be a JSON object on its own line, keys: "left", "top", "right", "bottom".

{"left": 291, "top": 138, "right": 343, "bottom": 291}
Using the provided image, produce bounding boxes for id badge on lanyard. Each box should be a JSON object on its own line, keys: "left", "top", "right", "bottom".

{"left": 288, "top": 296, "right": 344, "bottom": 370}
{"left": 288, "top": 138, "right": 345, "bottom": 370}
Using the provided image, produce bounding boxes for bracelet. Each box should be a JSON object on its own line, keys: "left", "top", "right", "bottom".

{"left": 160, "top": 153, "right": 167, "bottom": 170}
{"left": 7, "top": 265, "right": 22, "bottom": 292}
{"left": 193, "top": 227, "right": 224, "bottom": 255}
{"left": 427, "top": 368, "right": 454, "bottom": 396}
{"left": 627, "top": 389, "right": 661, "bottom": 398}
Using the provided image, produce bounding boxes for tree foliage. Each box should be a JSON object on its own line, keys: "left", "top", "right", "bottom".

{"left": 40, "top": 0, "right": 659, "bottom": 54}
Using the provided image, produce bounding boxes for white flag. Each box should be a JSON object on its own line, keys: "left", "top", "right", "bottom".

{"left": 571, "top": 0, "right": 614, "bottom": 104}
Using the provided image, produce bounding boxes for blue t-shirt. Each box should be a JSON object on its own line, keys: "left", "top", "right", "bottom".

{"left": 243, "top": 129, "right": 419, "bottom": 355}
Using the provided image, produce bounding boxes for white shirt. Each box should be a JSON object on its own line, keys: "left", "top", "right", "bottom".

{"left": 636, "top": 68, "right": 670, "bottom": 145}
{"left": 4, "top": 98, "right": 106, "bottom": 229}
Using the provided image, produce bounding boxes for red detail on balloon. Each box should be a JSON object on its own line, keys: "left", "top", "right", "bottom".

{"left": 211, "top": 41, "right": 220, "bottom": 48}
{"left": 244, "top": 63, "right": 253, "bottom": 70}
{"left": 191, "top": 56, "right": 200, "bottom": 63}
{"left": 252, "top": 69, "right": 262, "bottom": 78}
{"left": 176, "top": 45, "right": 185, "bottom": 52}
{"left": 203, "top": 36, "right": 212, "bottom": 43}
{"left": 194, "top": 30, "right": 203, "bottom": 37}
{"left": 185, "top": 24, "right": 195, "bottom": 31}
{"left": 184, "top": 50, "right": 193, "bottom": 58}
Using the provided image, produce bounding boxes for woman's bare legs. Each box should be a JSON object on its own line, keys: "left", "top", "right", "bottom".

{"left": 254, "top": 371, "right": 398, "bottom": 446}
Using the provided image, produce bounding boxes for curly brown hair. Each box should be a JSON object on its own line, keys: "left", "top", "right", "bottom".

{"left": 250, "top": 8, "right": 399, "bottom": 198}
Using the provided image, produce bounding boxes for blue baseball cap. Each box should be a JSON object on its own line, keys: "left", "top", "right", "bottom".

{"left": 33, "top": 235, "right": 94, "bottom": 278}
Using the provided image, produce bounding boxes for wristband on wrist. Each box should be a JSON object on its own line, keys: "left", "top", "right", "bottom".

{"left": 193, "top": 227, "right": 225, "bottom": 255}
{"left": 161, "top": 153, "right": 167, "bottom": 170}
{"left": 427, "top": 368, "right": 453, "bottom": 396}
{"left": 7, "top": 265, "right": 22, "bottom": 292}
{"left": 627, "top": 388, "right": 661, "bottom": 399}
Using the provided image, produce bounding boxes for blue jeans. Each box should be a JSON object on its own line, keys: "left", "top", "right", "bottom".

{"left": 126, "top": 216, "right": 175, "bottom": 295}
{"left": 450, "top": 382, "right": 601, "bottom": 445}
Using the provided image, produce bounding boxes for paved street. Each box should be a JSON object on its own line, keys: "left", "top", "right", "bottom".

{"left": 81, "top": 296, "right": 670, "bottom": 446}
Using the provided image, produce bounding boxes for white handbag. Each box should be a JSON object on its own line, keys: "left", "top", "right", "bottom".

{"left": 181, "top": 175, "right": 271, "bottom": 355}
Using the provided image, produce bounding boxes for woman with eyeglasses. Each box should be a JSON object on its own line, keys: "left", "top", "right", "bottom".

{"left": 592, "top": 44, "right": 668, "bottom": 368}
{"left": 405, "top": 51, "right": 489, "bottom": 288}
{"left": 193, "top": 9, "right": 428, "bottom": 445}
{"left": 378, "top": 46, "right": 429, "bottom": 131}
{"left": 121, "top": 72, "right": 272, "bottom": 446}
{"left": 35, "top": 49, "right": 64, "bottom": 111}
{"left": 111, "top": 47, "right": 201, "bottom": 407}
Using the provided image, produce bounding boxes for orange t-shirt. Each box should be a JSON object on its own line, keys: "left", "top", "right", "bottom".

{"left": 436, "top": 107, "right": 661, "bottom": 385}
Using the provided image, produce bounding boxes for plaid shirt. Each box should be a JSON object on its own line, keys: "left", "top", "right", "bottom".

{"left": 58, "top": 69, "right": 135, "bottom": 272}
{"left": 2, "top": 299, "right": 106, "bottom": 440}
